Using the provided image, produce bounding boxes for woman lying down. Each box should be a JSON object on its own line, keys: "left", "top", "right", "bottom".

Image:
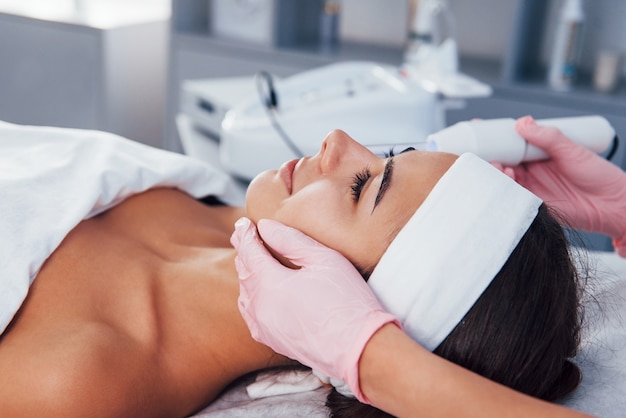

{"left": 0, "top": 122, "right": 583, "bottom": 417}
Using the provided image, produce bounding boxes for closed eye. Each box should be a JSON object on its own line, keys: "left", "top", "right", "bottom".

{"left": 351, "top": 167, "right": 371, "bottom": 202}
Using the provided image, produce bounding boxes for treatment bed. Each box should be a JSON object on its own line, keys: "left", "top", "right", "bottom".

{"left": 1, "top": 122, "right": 625, "bottom": 417}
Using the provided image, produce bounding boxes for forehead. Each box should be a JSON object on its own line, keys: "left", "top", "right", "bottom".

{"left": 387, "top": 150, "right": 457, "bottom": 210}
{"left": 368, "top": 150, "right": 458, "bottom": 250}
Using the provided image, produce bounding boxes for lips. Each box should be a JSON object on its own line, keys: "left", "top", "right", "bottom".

{"left": 279, "top": 158, "right": 299, "bottom": 194}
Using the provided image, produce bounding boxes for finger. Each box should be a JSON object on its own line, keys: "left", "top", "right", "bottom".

{"left": 520, "top": 117, "right": 601, "bottom": 171}
{"left": 515, "top": 116, "right": 557, "bottom": 149}
{"left": 230, "top": 217, "right": 255, "bottom": 249}
{"left": 258, "top": 219, "right": 339, "bottom": 264}
{"left": 231, "top": 217, "right": 285, "bottom": 276}
{"left": 258, "top": 219, "right": 323, "bottom": 248}
{"left": 236, "top": 267, "right": 251, "bottom": 306}
{"left": 236, "top": 256, "right": 266, "bottom": 342}
{"left": 515, "top": 116, "right": 579, "bottom": 154}
{"left": 233, "top": 254, "right": 253, "bottom": 280}
{"left": 502, "top": 166, "right": 518, "bottom": 180}
{"left": 237, "top": 292, "right": 260, "bottom": 341}
{"left": 491, "top": 161, "right": 514, "bottom": 176}
{"left": 492, "top": 162, "right": 518, "bottom": 180}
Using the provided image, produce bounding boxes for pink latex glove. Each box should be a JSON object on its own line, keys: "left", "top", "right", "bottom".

{"left": 231, "top": 217, "right": 399, "bottom": 402}
{"left": 501, "top": 116, "right": 626, "bottom": 257}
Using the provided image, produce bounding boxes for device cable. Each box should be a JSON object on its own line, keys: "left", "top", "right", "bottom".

{"left": 255, "top": 71, "right": 305, "bottom": 158}
{"left": 605, "top": 135, "right": 619, "bottom": 161}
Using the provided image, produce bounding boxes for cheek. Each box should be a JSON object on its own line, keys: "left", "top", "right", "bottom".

{"left": 245, "top": 170, "right": 282, "bottom": 223}
{"left": 247, "top": 179, "right": 382, "bottom": 270}
{"left": 274, "top": 187, "right": 347, "bottom": 247}
{"left": 275, "top": 195, "right": 341, "bottom": 238}
{"left": 275, "top": 202, "right": 378, "bottom": 270}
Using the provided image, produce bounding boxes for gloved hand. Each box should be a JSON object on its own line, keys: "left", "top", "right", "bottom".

{"left": 501, "top": 116, "right": 626, "bottom": 256}
{"left": 231, "top": 217, "right": 399, "bottom": 402}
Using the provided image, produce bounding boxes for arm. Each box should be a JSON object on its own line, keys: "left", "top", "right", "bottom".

{"left": 360, "top": 324, "right": 591, "bottom": 418}
{"left": 231, "top": 219, "right": 593, "bottom": 417}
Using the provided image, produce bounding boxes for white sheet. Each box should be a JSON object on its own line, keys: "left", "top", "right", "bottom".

{"left": 0, "top": 121, "right": 242, "bottom": 334}
{"left": 557, "top": 251, "right": 626, "bottom": 416}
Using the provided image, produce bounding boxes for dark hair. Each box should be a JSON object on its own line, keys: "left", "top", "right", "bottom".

{"left": 327, "top": 203, "right": 584, "bottom": 417}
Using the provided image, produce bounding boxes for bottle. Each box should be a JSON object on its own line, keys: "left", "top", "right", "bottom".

{"left": 404, "top": 0, "right": 455, "bottom": 66}
{"left": 426, "top": 116, "right": 615, "bottom": 165}
{"left": 319, "top": 1, "right": 340, "bottom": 53}
{"left": 547, "top": 0, "right": 585, "bottom": 91}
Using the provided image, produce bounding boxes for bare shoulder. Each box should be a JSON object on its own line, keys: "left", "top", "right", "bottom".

{"left": 100, "top": 188, "right": 246, "bottom": 242}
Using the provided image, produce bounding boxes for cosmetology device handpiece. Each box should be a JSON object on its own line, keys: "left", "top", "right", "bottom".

{"left": 427, "top": 115, "right": 617, "bottom": 165}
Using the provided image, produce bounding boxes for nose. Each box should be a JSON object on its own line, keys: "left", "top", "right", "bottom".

{"left": 320, "top": 129, "right": 353, "bottom": 173}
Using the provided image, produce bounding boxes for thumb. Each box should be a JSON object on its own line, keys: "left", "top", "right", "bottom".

{"left": 515, "top": 116, "right": 571, "bottom": 156}
{"left": 517, "top": 116, "right": 601, "bottom": 168}
{"left": 258, "top": 219, "right": 335, "bottom": 266}
{"left": 231, "top": 217, "right": 284, "bottom": 278}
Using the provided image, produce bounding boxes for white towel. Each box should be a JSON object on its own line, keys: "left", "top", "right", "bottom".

{"left": 0, "top": 121, "right": 239, "bottom": 334}
{"left": 246, "top": 370, "right": 324, "bottom": 399}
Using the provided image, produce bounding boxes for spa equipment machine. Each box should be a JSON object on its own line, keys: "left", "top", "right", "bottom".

{"left": 217, "top": 59, "right": 616, "bottom": 180}
{"left": 181, "top": 0, "right": 616, "bottom": 181}
{"left": 216, "top": 0, "right": 498, "bottom": 178}
{"left": 182, "top": 0, "right": 491, "bottom": 180}
{"left": 218, "top": 59, "right": 478, "bottom": 180}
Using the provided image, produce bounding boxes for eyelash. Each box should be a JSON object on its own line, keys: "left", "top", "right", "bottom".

{"left": 351, "top": 167, "right": 371, "bottom": 202}
{"left": 350, "top": 147, "right": 414, "bottom": 203}
{"left": 385, "top": 146, "right": 415, "bottom": 157}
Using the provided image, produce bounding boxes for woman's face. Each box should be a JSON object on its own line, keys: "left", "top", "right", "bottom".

{"left": 246, "top": 129, "right": 457, "bottom": 273}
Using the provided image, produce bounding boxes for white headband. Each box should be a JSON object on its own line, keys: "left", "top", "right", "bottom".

{"left": 368, "top": 152, "right": 542, "bottom": 351}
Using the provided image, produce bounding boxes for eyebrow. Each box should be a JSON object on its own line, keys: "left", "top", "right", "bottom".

{"left": 372, "top": 157, "right": 394, "bottom": 214}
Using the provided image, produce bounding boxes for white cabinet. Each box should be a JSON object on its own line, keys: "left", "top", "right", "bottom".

{"left": 0, "top": 9, "right": 168, "bottom": 148}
